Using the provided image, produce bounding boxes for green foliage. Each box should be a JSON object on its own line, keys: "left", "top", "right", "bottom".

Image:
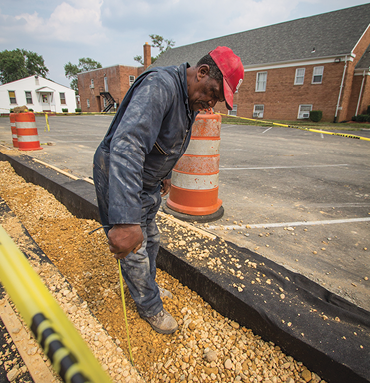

{"left": 62, "top": 108, "right": 68, "bottom": 113}
{"left": 309, "top": 110, "right": 323, "bottom": 122}
{"left": 134, "top": 34, "right": 175, "bottom": 65}
{"left": 0, "top": 48, "right": 48, "bottom": 84}
{"left": 367, "top": 105, "right": 370, "bottom": 115}
{"left": 352, "top": 114, "right": 369, "bottom": 122}
{"left": 75, "top": 108, "right": 82, "bottom": 112}
{"left": 64, "top": 58, "right": 102, "bottom": 94}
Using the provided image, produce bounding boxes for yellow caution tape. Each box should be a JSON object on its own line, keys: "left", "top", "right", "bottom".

{"left": 0, "top": 225, "right": 112, "bottom": 383}
{"left": 218, "top": 113, "right": 370, "bottom": 142}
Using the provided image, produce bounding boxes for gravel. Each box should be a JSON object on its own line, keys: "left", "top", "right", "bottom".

{"left": 0, "top": 160, "right": 326, "bottom": 383}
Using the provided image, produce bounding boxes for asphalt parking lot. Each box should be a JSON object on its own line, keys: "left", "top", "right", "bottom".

{"left": 0, "top": 115, "right": 369, "bottom": 311}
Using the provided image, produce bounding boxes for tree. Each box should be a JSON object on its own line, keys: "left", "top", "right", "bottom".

{"left": 0, "top": 49, "right": 49, "bottom": 84}
{"left": 134, "top": 34, "right": 175, "bottom": 65}
{"left": 64, "top": 57, "right": 102, "bottom": 94}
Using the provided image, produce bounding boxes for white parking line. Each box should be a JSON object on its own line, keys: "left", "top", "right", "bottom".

{"left": 208, "top": 217, "right": 370, "bottom": 230}
{"left": 219, "top": 164, "right": 349, "bottom": 170}
{"left": 262, "top": 127, "right": 273, "bottom": 134}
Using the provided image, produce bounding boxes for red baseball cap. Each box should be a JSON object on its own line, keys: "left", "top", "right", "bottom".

{"left": 209, "top": 46, "right": 244, "bottom": 110}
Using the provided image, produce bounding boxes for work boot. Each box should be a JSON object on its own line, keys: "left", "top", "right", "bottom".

{"left": 158, "top": 286, "right": 173, "bottom": 299}
{"left": 142, "top": 309, "right": 178, "bottom": 334}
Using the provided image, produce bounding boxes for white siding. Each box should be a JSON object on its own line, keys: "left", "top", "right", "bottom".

{"left": 0, "top": 76, "right": 76, "bottom": 114}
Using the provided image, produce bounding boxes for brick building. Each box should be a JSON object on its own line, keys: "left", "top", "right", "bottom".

{"left": 78, "top": 4, "right": 370, "bottom": 122}
{"left": 77, "top": 43, "right": 151, "bottom": 113}
{"left": 151, "top": 4, "right": 370, "bottom": 122}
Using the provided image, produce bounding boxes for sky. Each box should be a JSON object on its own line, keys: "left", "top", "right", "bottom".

{"left": 0, "top": 0, "right": 369, "bottom": 88}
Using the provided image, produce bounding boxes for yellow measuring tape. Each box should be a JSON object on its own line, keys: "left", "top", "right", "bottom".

{"left": 218, "top": 113, "right": 370, "bottom": 142}
{"left": 0, "top": 225, "right": 112, "bottom": 383}
{"left": 118, "top": 261, "right": 134, "bottom": 365}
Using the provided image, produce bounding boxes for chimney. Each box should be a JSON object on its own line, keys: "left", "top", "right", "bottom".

{"left": 143, "top": 42, "right": 151, "bottom": 70}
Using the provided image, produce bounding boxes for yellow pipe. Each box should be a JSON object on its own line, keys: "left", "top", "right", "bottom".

{"left": 0, "top": 225, "right": 112, "bottom": 383}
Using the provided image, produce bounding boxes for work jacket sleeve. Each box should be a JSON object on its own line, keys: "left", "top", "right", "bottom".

{"left": 108, "top": 73, "right": 173, "bottom": 225}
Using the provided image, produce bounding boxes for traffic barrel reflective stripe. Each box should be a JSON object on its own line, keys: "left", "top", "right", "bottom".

{"left": 9, "top": 113, "right": 18, "bottom": 148}
{"left": 166, "top": 112, "right": 222, "bottom": 216}
{"left": 15, "top": 112, "right": 42, "bottom": 151}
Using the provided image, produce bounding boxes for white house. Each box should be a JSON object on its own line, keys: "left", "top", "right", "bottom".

{"left": 0, "top": 76, "right": 77, "bottom": 114}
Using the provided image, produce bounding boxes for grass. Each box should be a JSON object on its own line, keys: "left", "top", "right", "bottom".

{"left": 220, "top": 115, "right": 370, "bottom": 131}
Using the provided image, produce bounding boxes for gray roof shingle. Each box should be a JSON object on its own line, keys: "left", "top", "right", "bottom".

{"left": 356, "top": 43, "right": 370, "bottom": 69}
{"left": 151, "top": 4, "right": 370, "bottom": 69}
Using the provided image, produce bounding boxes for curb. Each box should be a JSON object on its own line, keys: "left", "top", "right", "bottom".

{"left": 1, "top": 149, "right": 369, "bottom": 383}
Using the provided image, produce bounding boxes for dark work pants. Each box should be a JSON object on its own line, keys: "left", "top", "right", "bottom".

{"left": 93, "top": 145, "right": 163, "bottom": 317}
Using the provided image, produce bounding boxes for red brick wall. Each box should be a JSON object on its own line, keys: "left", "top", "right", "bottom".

{"left": 78, "top": 65, "right": 144, "bottom": 113}
{"left": 348, "top": 74, "right": 365, "bottom": 117}
{"left": 341, "top": 26, "right": 370, "bottom": 120}
{"left": 360, "top": 75, "right": 370, "bottom": 115}
{"left": 216, "top": 63, "right": 345, "bottom": 122}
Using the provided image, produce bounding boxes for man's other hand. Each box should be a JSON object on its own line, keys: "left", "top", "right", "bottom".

{"left": 108, "top": 224, "right": 144, "bottom": 259}
{"left": 161, "top": 179, "right": 171, "bottom": 196}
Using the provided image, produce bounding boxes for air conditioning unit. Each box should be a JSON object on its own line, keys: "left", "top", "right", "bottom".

{"left": 253, "top": 112, "right": 263, "bottom": 118}
{"left": 90, "top": 84, "right": 94, "bottom": 89}
{"left": 302, "top": 112, "right": 310, "bottom": 118}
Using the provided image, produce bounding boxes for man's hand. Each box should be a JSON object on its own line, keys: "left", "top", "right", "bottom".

{"left": 108, "top": 224, "right": 144, "bottom": 259}
{"left": 161, "top": 179, "right": 171, "bottom": 197}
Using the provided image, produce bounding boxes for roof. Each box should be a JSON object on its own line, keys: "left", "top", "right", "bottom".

{"left": 356, "top": 43, "right": 370, "bottom": 70}
{"left": 0, "top": 75, "right": 73, "bottom": 90}
{"left": 36, "top": 86, "right": 56, "bottom": 92}
{"left": 151, "top": 4, "right": 370, "bottom": 69}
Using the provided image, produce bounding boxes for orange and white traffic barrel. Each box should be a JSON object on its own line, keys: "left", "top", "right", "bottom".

{"left": 9, "top": 113, "right": 18, "bottom": 148}
{"left": 165, "top": 111, "right": 223, "bottom": 221}
{"left": 15, "top": 112, "right": 42, "bottom": 151}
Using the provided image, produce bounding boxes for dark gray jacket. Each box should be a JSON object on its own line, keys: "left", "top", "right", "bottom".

{"left": 95, "top": 62, "right": 197, "bottom": 225}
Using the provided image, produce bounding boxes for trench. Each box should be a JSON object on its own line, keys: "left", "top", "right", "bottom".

{"left": 0, "top": 149, "right": 369, "bottom": 383}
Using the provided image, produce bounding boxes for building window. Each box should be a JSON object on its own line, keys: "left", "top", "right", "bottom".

{"left": 228, "top": 104, "right": 237, "bottom": 116}
{"left": 312, "top": 66, "right": 324, "bottom": 84}
{"left": 129, "top": 75, "right": 135, "bottom": 86}
{"left": 294, "top": 68, "right": 305, "bottom": 85}
{"left": 8, "top": 91, "right": 17, "bottom": 104}
{"left": 60, "top": 92, "right": 66, "bottom": 104}
{"left": 90, "top": 79, "right": 94, "bottom": 89}
{"left": 25, "top": 91, "right": 33, "bottom": 104}
{"left": 253, "top": 104, "right": 264, "bottom": 118}
{"left": 104, "top": 77, "right": 108, "bottom": 92}
{"left": 298, "top": 104, "right": 312, "bottom": 119}
{"left": 255, "top": 72, "right": 267, "bottom": 92}
{"left": 87, "top": 99, "right": 90, "bottom": 108}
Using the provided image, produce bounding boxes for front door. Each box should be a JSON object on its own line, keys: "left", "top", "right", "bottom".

{"left": 41, "top": 93, "right": 51, "bottom": 111}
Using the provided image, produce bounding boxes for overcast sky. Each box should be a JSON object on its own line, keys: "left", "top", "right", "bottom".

{"left": 1, "top": 0, "right": 369, "bottom": 88}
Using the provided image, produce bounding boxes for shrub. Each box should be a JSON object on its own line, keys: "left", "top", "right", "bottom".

{"left": 75, "top": 108, "right": 82, "bottom": 113}
{"left": 28, "top": 108, "right": 34, "bottom": 112}
{"left": 367, "top": 105, "right": 370, "bottom": 115}
{"left": 309, "top": 110, "right": 323, "bottom": 122}
{"left": 62, "top": 108, "right": 68, "bottom": 113}
{"left": 357, "top": 114, "right": 368, "bottom": 122}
